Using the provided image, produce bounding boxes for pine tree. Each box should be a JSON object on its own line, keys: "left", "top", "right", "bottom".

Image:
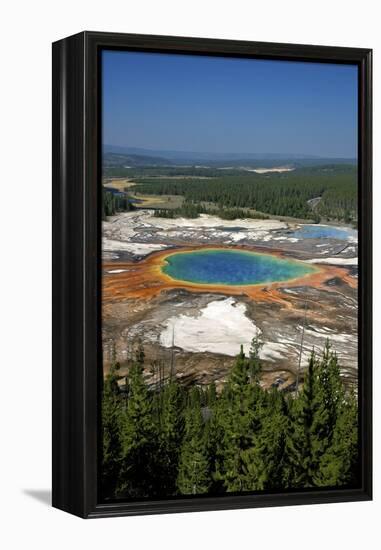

{"left": 230, "top": 345, "right": 249, "bottom": 388}
{"left": 214, "top": 346, "right": 264, "bottom": 492}
{"left": 310, "top": 342, "right": 345, "bottom": 482}
{"left": 118, "top": 361, "right": 157, "bottom": 498}
{"left": 286, "top": 350, "right": 319, "bottom": 487}
{"left": 135, "top": 337, "right": 145, "bottom": 367}
{"left": 241, "top": 388, "right": 288, "bottom": 491}
{"left": 316, "top": 390, "right": 359, "bottom": 487}
{"left": 157, "top": 380, "right": 185, "bottom": 495}
{"left": 206, "top": 382, "right": 217, "bottom": 407}
{"left": 248, "top": 336, "right": 263, "bottom": 383}
{"left": 177, "top": 387, "right": 211, "bottom": 495}
{"left": 203, "top": 382, "right": 222, "bottom": 493}
{"left": 101, "top": 347, "right": 123, "bottom": 498}
{"left": 315, "top": 342, "right": 358, "bottom": 492}
{"left": 285, "top": 342, "right": 356, "bottom": 488}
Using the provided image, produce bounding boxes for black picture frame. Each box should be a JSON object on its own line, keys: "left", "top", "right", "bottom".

{"left": 52, "top": 31, "right": 372, "bottom": 519}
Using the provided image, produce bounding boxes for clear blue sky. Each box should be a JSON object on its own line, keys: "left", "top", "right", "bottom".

{"left": 102, "top": 50, "right": 358, "bottom": 158}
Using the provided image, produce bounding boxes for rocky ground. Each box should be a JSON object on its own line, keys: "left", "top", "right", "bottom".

{"left": 102, "top": 210, "right": 358, "bottom": 391}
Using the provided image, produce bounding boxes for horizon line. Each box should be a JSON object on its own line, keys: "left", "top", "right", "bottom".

{"left": 104, "top": 144, "right": 358, "bottom": 160}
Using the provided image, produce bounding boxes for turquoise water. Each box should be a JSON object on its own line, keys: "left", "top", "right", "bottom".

{"left": 292, "top": 224, "right": 357, "bottom": 240}
{"left": 162, "top": 249, "right": 316, "bottom": 286}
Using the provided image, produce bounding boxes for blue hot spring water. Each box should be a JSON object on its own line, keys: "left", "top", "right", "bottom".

{"left": 162, "top": 249, "right": 316, "bottom": 286}
{"left": 291, "top": 224, "right": 357, "bottom": 240}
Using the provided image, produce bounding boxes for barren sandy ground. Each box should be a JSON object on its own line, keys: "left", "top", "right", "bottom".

{"left": 102, "top": 177, "right": 136, "bottom": 190}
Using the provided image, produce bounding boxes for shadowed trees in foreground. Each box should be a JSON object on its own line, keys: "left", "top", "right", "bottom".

{"left": 101, "top": 339, "right": 358, "bottom": 500}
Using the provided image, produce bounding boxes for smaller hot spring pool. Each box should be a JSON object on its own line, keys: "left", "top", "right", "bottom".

{"left": 292, "top": 224, "right": 357, "bottom": 241}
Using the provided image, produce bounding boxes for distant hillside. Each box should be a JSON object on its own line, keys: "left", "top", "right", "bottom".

{"left": 103, "top": 144, "right": 357, "bottom": 167}
{"left": 103, "top": 152, "right": 173, "bottom": 168}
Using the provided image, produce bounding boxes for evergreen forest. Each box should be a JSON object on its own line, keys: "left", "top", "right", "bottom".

{"left": 133, "top": 168, "right": 357, "bottom": 223}
{"left": 102, "top": 188, "right": 135, "bottom": 218}
{"left": 102, "top": 339, "right": 359, "bottom": 500}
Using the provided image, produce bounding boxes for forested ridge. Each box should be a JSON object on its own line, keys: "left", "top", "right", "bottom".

{"left": 132, "top": 167, "right": 357, "bottom": 222}
{"left": 102, "top": 339, "right": 358, "bottom": 500}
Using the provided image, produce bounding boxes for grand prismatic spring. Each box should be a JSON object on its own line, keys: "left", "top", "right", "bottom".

{"left": 102, "top": 244, "right": 356, "bottom": 306}
{"left": 161, "top": 248, "right": 317, "bottom": 286}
